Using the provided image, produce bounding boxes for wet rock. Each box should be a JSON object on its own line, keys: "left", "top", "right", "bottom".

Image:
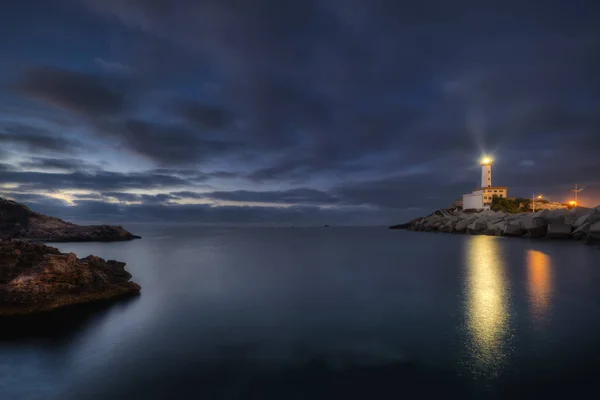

{"left": 503, "top": 222, "right": 525, "bottom": 237}
{"left": 455, "top": 216, "right": 477, "bottom": 233}
{"left": 589, "top": 222, "right": 600, "bottom": 241}
{"left": 467, "top": 221, "right": 487, "bottom": 234}
{"left": 0, "top": 240, "right": 140, "bottom": 316}
{"left": 394, "top": 206, "right": 600, "bottom": 248}
{"left": 522, "top": 215, "right": 548, "bottom": 230}
{"left": 546, "top": 223, "right": 572, "bottom": 239}
{"left": 545, "top": 209, "right": 567, "bottom": 225}
{"left": 572, "top": 222, "right": 591, "bottom": 240}
{"left": 525, "top": 226, "right": 548, "bottom": 238}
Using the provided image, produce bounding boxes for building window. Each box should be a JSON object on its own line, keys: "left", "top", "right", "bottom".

{"left": 499, "top": 194, "right": 503, "bottom": 198}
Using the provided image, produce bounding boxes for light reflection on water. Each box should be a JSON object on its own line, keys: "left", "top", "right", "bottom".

{"left": 464, "top": 236, "right": 511, "bottom": 376}
{"left": 527, "top": 250, "right": 552, "bottom": 326}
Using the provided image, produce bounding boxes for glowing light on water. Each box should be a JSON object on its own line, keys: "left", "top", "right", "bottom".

{"left": 464, "top": 236, "right": 510, "bottom": 376}
{"left": 527, "top": 250, "right": 552, "bottom": 325}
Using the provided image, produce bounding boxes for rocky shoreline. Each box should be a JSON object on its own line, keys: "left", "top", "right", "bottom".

{"left": 1, "top": 197, "right": 141, "bottom": 316}
{"left": 0, "top": 240, "right": 140, "bottom": 316}
{"left": 391, "top": 206, "right": 600, "bottom": 247}
{"left": 1, "top": 197, "right": 140, "bottom": 242}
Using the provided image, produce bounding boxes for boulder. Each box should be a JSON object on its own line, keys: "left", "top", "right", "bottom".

{"left": 571, "top": 222, "right": 591, "bottom": 240}
{"left": 533, "top": 209, "right": 550, "bottom": 218}
{"left": 467, "top": 221, "right": 487, "bottom": 234}
{"left": 521, "top": 215, "right": 548, "bottom": 230}
{"left": 546, "top": 223, "right": 572, "bottom": 239}
{"left": 504, "top": 222, "right": 525, "bottom": 237}
{"left": 585, "top": 222, "right": 600, "bottom": 245}
{"left": 482, "top": 221, "right": 507, "bottom": 236}
{"left": 568, "top": 206, "right": 594, "bottom": 219}
{"left": 455, "top": 216, "right": 478, "bottom": 233}
{"left": 493, "top": 221, "right": 507, "bottom": 231}
{"left": 0, "top": 241, "right": 140, "bottom": 316}
{"left": 590, "top": 222, "right": 600, "bottom": 238}
{"left": 545, "top": 209, "right": 567, "bottom": 225}
{"left": 525, "top": 226, "right": 547, "bottom": 238}
{"left": 573, "top": 210, "right": 600, "bottom": 228}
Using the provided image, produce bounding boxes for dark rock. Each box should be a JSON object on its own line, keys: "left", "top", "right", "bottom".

{"left": 503, "top": 222, "right": 525, "bottom": 237}
{"left": 572, "top": 222, "right": 591, "bottom": 240}
{"left": 525, "top": 226, "right": 547, "bottom": 238}
{"left": 546, "top": 223, "right": 572, "bottom": 239}
{"left": 0, "top": 197, "right": 140, "bottom": 242}
{"left": 389, "top": 222, "right": 411, "bottom": 230}
{"left": 0, "top": 198, "right": 30, "bottom": 239}
{"left": 0, "top": 240, "right": 140, "bottom": 316}
{"left": 588, "top": 222, "right": 600, "bottom": 245}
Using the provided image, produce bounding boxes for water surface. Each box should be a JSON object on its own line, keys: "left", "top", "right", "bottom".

{"left": 2, "top": 227, "right": 600, "bottom": 399}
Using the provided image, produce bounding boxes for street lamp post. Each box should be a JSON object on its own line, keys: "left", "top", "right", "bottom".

{"left": 532, "top": 194, "right": 543, "bottom": 213}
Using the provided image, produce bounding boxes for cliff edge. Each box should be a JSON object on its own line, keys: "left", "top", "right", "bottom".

{"left": 0, "top": 240, "right": 140, "bottom": 316}
{"left": 0, "top": 197, "right": 140, "bottom": 242}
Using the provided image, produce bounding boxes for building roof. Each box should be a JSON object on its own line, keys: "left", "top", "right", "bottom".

{"left": 474, "top": 186, "right": 507, "bottom": 191}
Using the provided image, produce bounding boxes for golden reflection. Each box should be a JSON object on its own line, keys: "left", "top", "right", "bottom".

{"left": 527, "top": 250, "right": 552, "bottom": 324}
{"left": 465, "top": 236, "right": 510, "bottom": 375}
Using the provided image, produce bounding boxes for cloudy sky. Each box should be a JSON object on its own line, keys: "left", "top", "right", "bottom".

{"left": 1, "top": 0, "right": 599, "bottom": 225}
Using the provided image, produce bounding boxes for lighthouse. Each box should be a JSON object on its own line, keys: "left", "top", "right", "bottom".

{"left": 481, "top": 157, "right": 492, "bottom": 188}
{"left": 461, "top": 156, "right": 508, "bottom": 210}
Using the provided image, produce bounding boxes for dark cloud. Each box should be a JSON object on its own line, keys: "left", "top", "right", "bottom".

{"left": 173, "top": 99, "right": 231, "bottom": 130}
{"left": 13, "top": 66, "right": 129, "bottom": 116}
{"left": 109, "top": 119, "right": 242, "bottom": 164}
{"left": 0, "top": 169, "right": 192, "bottom": 192}
{"left": 0, "top": 162, "right": 16, "bottom": 172}
{"left": 205, "top": 188, "right": 339, "bottom": 205}
{"left": 18, "top": 157, "right": 97, "bottom": 171}
{"left": 79, "top": 0, "right": 600, "bottom": 185}
{"left": 0, "top": 124, "right": 75, "bottom": 154}
{"left": 334, "top": 173, "right": 469, "bottom": 210}
{"left": 94, "top": 58, "right": 130, "bottom": 74}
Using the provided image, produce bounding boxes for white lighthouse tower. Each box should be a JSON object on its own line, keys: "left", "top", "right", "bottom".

{"left": 461, "top": 156, "right": 508, "bottom": 210}
{"left": 481, "top": 157, "right": 492, "bottom": 187}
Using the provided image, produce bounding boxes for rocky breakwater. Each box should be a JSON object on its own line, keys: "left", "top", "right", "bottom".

{"left": 0, "top": 240, "right": 140, "bottom": 316}
{"left": 1, "top": 197, "right": 140, "bottom": 242}
{"left": 393, "top": 206, "right": 600, "bottom": 246}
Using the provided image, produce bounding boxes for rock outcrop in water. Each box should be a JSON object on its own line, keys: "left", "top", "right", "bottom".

{"left": 391, "top": 206, "right": 600, "bottom": 247}
{"left": 0, "top": 240, "right": 140, "bottom": 316}
{"left": 0, "top": 197, "right": 140, "bottom": 242}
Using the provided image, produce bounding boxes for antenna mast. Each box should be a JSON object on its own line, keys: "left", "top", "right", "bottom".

{"left": 570, "top": 184, "right": 585, "bottom": 204}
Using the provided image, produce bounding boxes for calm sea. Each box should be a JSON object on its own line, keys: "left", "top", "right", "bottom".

{"left": 1, "top": 227, "right": 600, "bottom": 399}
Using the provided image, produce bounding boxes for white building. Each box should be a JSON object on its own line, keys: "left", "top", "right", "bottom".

{"left": 462, "top": 157, "right": 508, "bottom": 210}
